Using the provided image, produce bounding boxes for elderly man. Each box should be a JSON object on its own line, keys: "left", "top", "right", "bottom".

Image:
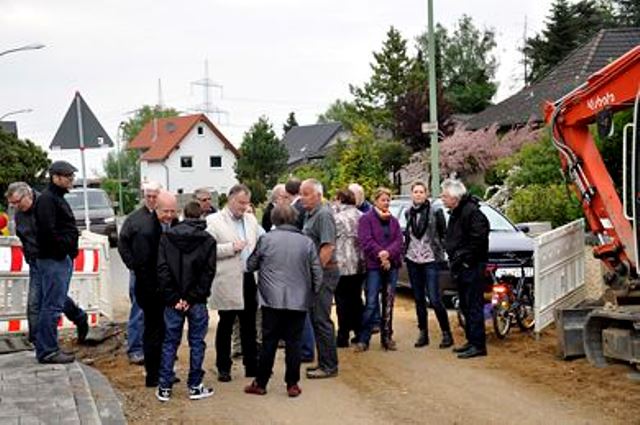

{"left": 261, "top": 183, "right": 286, "bottom": 232}
{"left": 441, "top": 179, "right": 490, "bottom": 359}
{"left": 6, "top": 181, "right": 88, "bottom": 350}
{"left": 207, "top": 184, "right": 264, "bottom": 382}
{"left": 33, "top": 161, "right": 89, "bottom": 363}
{"left": 300, "top": 178, "right": 339, "bottom": 379}
{"left": 194, "top": 187, "right": 217, "bottom": 217}
{"left": 118, "top": 181, "right": 162, "bottom": 365}
{"left": 119, "top": 189, "right": 178, "bottom": 386}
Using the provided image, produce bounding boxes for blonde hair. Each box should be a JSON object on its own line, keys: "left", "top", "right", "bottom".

{"left": 373, "top": 187, "right": 392, "bottom": 201}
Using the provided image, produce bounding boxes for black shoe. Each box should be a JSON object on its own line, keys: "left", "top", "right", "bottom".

{"left": 457, "top": 346, "right": 487, "bottom": 359}
{"left": 452, "top": 343, "right": 472, "bottom": 353}
{"left": 217, "top": 371, "right": 232, "bottom": 382}
{"left": 306, "top": 368, "right": 338, "bottom": 379}
{"left": 305, "top": 364, "right": 320, "bottom": 372}
{"left": 156, "top": 386, "right": 172, "bottom": 402}
{"left": 350, "top": 336, "right": 359, "bottom": 344}
{"left": 439, "top": 332, "right": 454, "bottom": 349}
{"left": 40, "top": 351, "right": 75, "bottom": 364}
{"left": 76, "top": 319, "right": 89, "bottom": 344}
{"left": 414, "top": 330, "right": 429, "bottom": 348}
{"left": 189, "top": 383, "right": 214, "bottom": 400}
{"left": 372, "top": 325, "right": 381, "bottom": 334}
{"left": 336, "top": 337, "right": 349, "bottom": 348}
{"left": 146, "top": 378, "right": 159, "bottom": 388}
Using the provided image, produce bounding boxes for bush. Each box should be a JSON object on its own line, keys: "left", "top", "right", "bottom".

{"left": 467, "top": 183, "right": 487, "bottom": 199}
{"left": 507, "top": 184, "right": 583, "bottom": 228}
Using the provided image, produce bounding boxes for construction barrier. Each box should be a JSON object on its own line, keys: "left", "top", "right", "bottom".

{"left": 0, "top": 231, "right": 112, "bottom": 335}
{"left": 534, "top": 219, "right": 586, "bottom": 334}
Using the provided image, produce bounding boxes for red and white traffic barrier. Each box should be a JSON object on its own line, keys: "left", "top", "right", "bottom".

{"left": 0, "top": 312, "right": 99, "bottom": 334}
{"left": 0, "top": 246, "right": 100, "bottom": 273}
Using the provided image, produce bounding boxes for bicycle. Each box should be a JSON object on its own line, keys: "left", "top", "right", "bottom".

{"left": 491, "top": 260, "right": 535, "bottom": 339}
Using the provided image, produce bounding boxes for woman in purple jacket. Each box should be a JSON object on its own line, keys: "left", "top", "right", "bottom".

{"left": 355, "top": 187, "right": 403, "bottom": 352}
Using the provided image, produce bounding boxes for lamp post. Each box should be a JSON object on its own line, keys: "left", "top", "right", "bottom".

{"left": 427, "top": 0, "right": 440, "bottom": 197}
{"left": 0, "top": 108, "right": 33, "bottom": 120}
{"left": 0, "top": 43, "right": 45, "bottom": 57}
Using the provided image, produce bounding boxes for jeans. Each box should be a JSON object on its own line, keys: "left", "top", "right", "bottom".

{"left": 127, "top": 271, "right": 144, "bottom": 357}
{"left": 256, "top": 307, "right": 306, "bottom": 388}
{"left": 215, "top": 273, "right": 258, "bottom": 374}
{"left": 159, "top": 303, "right": 209, "bottom": 388}
{"left": 34, "top": 257, "right": 87, "bottom": 360}
{"left": 301, "top": 313, "right": 315, "bottom": 361}
{"left": 406, "top": 260, "right": 451, "bottom": 335}
{"left": 456, "top": 264, "right": 486, "bottom": 350}
{"left": 334, "top": 274, "right": 364, "bottom": 343}
{"left": 27, "top": 261, "right": 86, "bottom": 345}
{"left": 359, "top": 268, "right": 398, "bottom": 346}
{"left": 309, "top": 270, "right": 339, "bottom": 372}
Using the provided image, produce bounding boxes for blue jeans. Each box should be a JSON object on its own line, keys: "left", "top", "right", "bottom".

{"left": 127, "top": 272, "right": 144, "bottom": 357}
{"left": 159, "top": 303, "right": 209, "bottom": 388}
{"left": 301, "top": 313, "right": 315, "bottom": 361}
{"left": 27, "top": 261, "right": 86, "bottom": 345}
{"left": 406, "top": 260, "right": 451, "bottom": 334}
{"left": 359, "top": 268, "right": 398, "bottom": 345}
{"left": 34, "top": 257, "right": 86, "bottom": 360}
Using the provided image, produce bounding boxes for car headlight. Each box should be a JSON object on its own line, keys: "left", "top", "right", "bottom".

{"left": 103, "top": 217, "right": 115, "bottom": 224}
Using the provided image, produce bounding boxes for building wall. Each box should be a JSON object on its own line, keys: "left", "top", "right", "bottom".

{"left": 140, "top": 122, "right": 237, "bottom": 195}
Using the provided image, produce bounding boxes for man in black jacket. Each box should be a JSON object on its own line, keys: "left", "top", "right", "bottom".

{"left": 118, "top": 189, "right": 177, "bottom": 386}
{"left": 441, "top": 179, "right": 490, "bottom": 359}
{"left": 156, "top": 201, "right": 216, "bottom": 402}
{"left": 6, "top": 182, "right": 87, "bottom": 346}
{"left": 33, "top": 161, "right": 88, "bottom": 364}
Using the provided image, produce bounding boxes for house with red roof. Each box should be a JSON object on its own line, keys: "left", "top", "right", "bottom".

{"left": 127, "top": 113, "right": 239, "bottom": 195}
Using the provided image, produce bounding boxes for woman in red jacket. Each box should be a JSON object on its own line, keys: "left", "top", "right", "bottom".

{"left": 354, "top": 187, "right": 403, "bottom": 352}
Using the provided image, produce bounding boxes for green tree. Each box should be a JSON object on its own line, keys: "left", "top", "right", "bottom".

{"left": 418, "top": 15, "right": 497, "bottom": 113}
{"left": 377, "top": 139, "right": 411, "bottom": 191}
{"left": 507, "top": 184, "right": 583, "bottom": 228}
{"left": 235, "top": 116, "right": 289, "bottom": 204}
{"left": 317, "top": 99, "right": 361, "bottom": 130}
{"left": 283, "top": 111, "right": 299, "bottom": 135}
{"left": 614, "top": 0, "right": 640, "bottom": 25}
{"left": 122, "top": 105, "right": 180, "bottom": 143}
{"left": 350, "top": 26, "right": 413, "bottom": 132}
{"left": 0, "top": 130, "right": 50, "bottom": 208}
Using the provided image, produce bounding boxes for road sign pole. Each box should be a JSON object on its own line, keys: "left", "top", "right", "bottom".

{"left": 428, "top": 0, "right": 440, "bottom": 197}
{"left": 75, "top": 92, "right": 91, "bottom": 232}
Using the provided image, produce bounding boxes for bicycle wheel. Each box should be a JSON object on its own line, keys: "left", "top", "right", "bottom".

{"left": 492, "top": 304, "right": 511, "bottom": 339}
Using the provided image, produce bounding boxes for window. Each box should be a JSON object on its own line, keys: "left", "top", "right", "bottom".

{"left": 180, "top": 156, "right": 193, "bottom": 168}
{"left": 197, "top": 125, "right": 204, "bottom": 136}
{"left": 210, "top": 156, "right": 222, "bottom": 168}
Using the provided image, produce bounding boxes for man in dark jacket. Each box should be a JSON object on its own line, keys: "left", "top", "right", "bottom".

{"left": 118, "top": 189, "right": 177, "bottom": 386}
{"left": 441, "top": 179, "right": 490, "bottom": 359}
{"left": 6, "top": 182, "right": 87, "bottom": 346}
{"left": 156, "top": 201, "right": 216, "bottom": 402}
{"left": 33, "top": 161, "right": 88, "bottom": 364}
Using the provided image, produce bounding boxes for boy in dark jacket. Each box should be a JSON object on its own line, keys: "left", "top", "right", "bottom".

{"left": 156, "top": 201, "right": 217, "bottom": 402}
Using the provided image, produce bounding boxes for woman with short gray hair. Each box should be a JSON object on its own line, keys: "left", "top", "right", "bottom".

{"left": 245, "top": 204, "right": 322, "bottom": 397}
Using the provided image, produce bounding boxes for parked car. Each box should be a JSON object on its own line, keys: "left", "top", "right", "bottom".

{"left": 390, "top": 197, "right": 534, "bottom": 299}
{"left": 65, "top": 188, "right": 118, "bottom": 247}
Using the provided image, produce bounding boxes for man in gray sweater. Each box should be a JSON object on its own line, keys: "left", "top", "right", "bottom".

{"left": 244, "top": 204, "right": 322, "bottom": 398}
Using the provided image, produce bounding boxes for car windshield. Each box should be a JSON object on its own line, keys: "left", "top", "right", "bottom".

{"left": 65, "top": 191, "right": 112, "bottom": 210}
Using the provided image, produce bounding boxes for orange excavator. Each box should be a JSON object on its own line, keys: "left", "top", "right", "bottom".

{"left": 544, "top": 45, "right": 640, "bottom": 367}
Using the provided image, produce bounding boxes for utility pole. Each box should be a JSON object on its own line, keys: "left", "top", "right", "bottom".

{"left": 191, "top": 59, "right": 228, "bottom": 123}
{"left": 523, "top": 15, "right": 528, "bottom": 86}
{"left": 427, "top": 0, "right": 440, "bottom": 196}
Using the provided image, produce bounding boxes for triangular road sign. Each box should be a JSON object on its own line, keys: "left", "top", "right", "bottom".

{"left": 50, "top": 92, "right": 114, "bottom": 150}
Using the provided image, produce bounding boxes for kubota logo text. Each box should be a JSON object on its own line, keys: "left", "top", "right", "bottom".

{"left": 587, "top": 92, "right": 615, "bottom": 110}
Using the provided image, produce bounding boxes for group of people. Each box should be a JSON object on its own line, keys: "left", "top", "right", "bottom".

{"left": 6, "top": 162, "right": 490, "bottom": 403}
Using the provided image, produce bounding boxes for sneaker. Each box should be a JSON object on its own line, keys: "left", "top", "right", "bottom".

{"left": 287, "top": 384, "right": 302, "bottom": 398}
{"left": 353, "top": 342, "right": 369, "bottom": 353}
{"left": 128, "top": 353, "right": 145, "bottom": 365}
{"left": 76, "top": 319, "right": 89, "bottom": 344}
{"left": 306, "top": 368, "right": 338, "bottom": 379}
{"left": 189, "top": 383, "right": 214, "bottom": 400}
{"left": 244, "top": 380, "right": 267, "bottom": 395}
{"left": 217, "top": 371, "right": 232, "bottom": 382}
{"left": 452, "top": 342, "right": 473, "bottom": 353}
{"left": 40, "top": 351, "right": 75, "bottom": 364}
{"left": 156, "top": 387, "right": 171, "bottom": 402}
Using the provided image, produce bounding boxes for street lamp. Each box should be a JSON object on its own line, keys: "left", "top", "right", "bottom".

{"left": 0, "top": 108, "right": 33, "bottom": 120}
{"left": 0, "top": 43, "right": 45, "bottom": 57}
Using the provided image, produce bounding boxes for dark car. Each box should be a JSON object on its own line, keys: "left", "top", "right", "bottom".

{"left": 65, "top": 188, "right": 118, "bottom": 247}
{"left": 390, "top": 197, "right": 534, "bottom": 297}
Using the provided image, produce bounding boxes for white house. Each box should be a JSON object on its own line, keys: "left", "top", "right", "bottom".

{"left": 128, "top": 114, "right": 239, "bottom": 196}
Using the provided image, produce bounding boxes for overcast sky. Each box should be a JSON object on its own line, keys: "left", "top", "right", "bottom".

{"left": 1, "top": 0, "right": 553, "bottom": 177}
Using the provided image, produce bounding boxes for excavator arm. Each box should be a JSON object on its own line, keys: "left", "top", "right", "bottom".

{"left": 544, "top": 45, "right": 640, "bottom": 289}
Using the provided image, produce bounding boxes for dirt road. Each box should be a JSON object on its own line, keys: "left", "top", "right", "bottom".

{"left": 86, "top": 292, "right": 639, "bottom": 425}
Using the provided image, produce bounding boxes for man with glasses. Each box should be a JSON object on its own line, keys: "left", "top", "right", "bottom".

{"left": 6, "top": 181, "right": 88, "bottom": 350}
{"left": 194, "top": 187, "right": 217, "bottom": 218}
{"left": 33, "top": 161, "right": 88, "bottom": 364}
{"left": 118, "top": 181, "right": 161, "bottom": 365}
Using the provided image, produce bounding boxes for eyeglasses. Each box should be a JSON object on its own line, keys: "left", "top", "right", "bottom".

{"left": 8, "top": 195, "right": 24, "bottom": 206}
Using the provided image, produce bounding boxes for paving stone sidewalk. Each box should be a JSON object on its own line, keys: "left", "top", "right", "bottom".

{"left": 0, "top": 351, "right": 125, "bottom": 425}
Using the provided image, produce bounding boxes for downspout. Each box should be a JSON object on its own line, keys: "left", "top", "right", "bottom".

{"left": 161, "top": 162, "right": 170, "bottom": 191}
